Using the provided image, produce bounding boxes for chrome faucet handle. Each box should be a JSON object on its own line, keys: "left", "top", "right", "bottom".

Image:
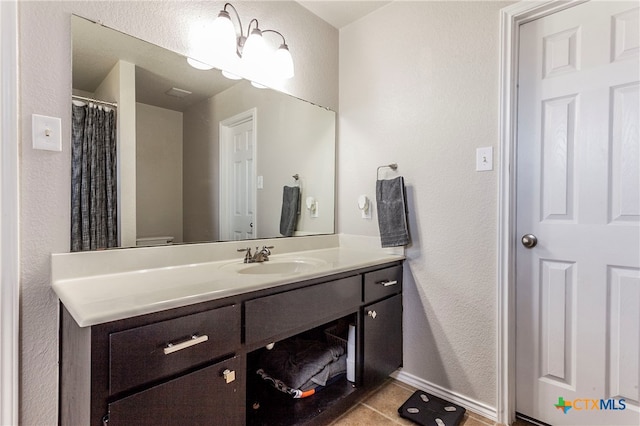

{"left": 237, "top": 247, "right": 252, "bottom": 263}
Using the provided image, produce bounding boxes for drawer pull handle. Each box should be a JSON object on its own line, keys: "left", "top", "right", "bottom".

{"left": 163, "top": 334, "right": 209, "bottom": 355}
{"left": 376, "top": 280, "right": 398, "bottom": 287}
{"left": 223, "top": 369, "right": 236, "bottom": 384}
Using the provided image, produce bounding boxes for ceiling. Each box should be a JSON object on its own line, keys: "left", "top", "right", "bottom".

{"left": 72, "top": 16, "right": 238, "bottom": 112}
{"left": 296, "top": 1, "right": 391, "bottom": 29}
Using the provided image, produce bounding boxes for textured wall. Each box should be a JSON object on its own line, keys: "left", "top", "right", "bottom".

{"left": 338, "top": 1, "right": 503, "bottom": 407}
{"left": 18, "top": 1, "right": 337, "bottom": 423}
{"left": 136, "top": 103, "right": 184, "bottom": 243}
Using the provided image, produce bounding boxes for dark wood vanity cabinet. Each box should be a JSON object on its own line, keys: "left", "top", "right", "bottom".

{"left": 362, "top": 294, "right": 403, "bottom": 388}
{"left": 361, "top": 265, "right": 403, "bottom": 388}
{"left": 107, "top": 355, "right": 245, "bottom": 425}
{"left": 60, "top": 303, "right": 244, "bottom": 426}
{"left": 244, "top": 275, "right": 361, "bottom": 347}
{"left": 59, "top": 261, "right": 402, "bottom": 426}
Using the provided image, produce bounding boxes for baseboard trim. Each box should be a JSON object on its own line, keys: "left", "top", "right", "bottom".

{"left": 391, "top": 370, "right": 498, "bottom": 422}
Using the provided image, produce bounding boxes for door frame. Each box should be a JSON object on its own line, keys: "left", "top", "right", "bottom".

{"left": 497, "top": 1, "right": 588, "bottom": 424}
{"left": 218, "top": 108, "right": 257, "bottom": 241}
{"left": 0, "top": 1, "right": 19, "bottom": 424}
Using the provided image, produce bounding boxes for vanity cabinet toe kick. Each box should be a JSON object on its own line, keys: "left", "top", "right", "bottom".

{"left": 59, "top": 261, "right": 403, "bottom": 426}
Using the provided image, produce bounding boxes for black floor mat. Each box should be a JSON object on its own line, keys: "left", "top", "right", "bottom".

{"left": 398, "top": 390, "right": 466, "bottom": 426}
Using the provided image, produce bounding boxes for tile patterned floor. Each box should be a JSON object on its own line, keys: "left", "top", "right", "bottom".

{"left": 330, "top": 379, "right": 534, "bottom": 426}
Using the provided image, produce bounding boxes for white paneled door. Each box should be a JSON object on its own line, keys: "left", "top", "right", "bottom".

{"left": 220, "top": 111, "right": 256, "bottom": 241}
{"left": 230, "top": 118, "right": 255, "bottom": 240}
{"left": 516, "top": 2, "right": 640, "bottom": 425}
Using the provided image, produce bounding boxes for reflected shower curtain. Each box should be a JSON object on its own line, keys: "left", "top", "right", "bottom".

{"left": 71, "top": 103, "right": 118, "bottom": 251}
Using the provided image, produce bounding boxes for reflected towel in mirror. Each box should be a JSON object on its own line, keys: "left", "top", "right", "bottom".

{"left": 376, "top": 176, "right": 410, "bottom": 247}
{"left": 280, "top": 186, "right": 300, "bottom": 237}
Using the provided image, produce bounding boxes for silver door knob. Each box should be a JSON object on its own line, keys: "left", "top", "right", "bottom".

{"left": 521, "top": 234, "right": 537, "bottom": 248}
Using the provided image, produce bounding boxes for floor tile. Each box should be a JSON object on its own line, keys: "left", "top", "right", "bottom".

{"left": 331, "top": 404, "right": 397, "bottom": 425}
{"left": 362, "top": 382, "right": 415, "bottom": 425}
{"left": 330, "top": 379, "right": 499, "bottom": 426}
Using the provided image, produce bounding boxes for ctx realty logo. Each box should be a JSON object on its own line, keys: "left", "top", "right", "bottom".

{"left": 554, "top": 397, "right": 627, "bottom": 414}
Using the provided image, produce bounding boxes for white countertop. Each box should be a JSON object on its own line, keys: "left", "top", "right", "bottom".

{"left": 52, "top": 235, "right": 404, "bottom": 327}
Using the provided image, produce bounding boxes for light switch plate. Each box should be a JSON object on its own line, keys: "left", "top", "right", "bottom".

{"left": 32, "top": 114, "right": 62, "bottom": 152}
{"left": 476, "top": 147, "right": 493, "bottom": 171}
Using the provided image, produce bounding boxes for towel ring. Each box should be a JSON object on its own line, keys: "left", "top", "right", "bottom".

{"left": 377, "top": 163, "right": 398, "bottom": 180}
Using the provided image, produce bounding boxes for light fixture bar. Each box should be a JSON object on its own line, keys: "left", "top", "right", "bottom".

{"left": 187, "top": 2, "right": 294, "bottom": 80}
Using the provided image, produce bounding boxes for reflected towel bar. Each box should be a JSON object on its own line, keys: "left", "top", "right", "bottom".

{"left": 377, "top": 163, "right": 398, "bottom": 180}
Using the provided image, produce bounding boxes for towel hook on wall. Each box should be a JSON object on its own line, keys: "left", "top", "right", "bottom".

{"left": 376, "top": 163, "right": 398, "bottom": 180}
{"left": 292, "top": 174, "right": 299, "bottom": 181}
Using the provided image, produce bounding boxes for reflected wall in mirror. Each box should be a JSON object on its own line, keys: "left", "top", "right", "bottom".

{"left": 71, "top": 15, "right": 336, "bottom": 248}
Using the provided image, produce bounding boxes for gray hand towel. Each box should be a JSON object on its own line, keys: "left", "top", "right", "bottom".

{"left": 376, "top": 176, "right": 410, "bottom": 247}
{"left": 279, "top": 185, "right": 300, "bottom": 237}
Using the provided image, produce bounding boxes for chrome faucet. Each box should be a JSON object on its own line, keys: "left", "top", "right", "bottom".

{"left": 237, "top": 246, "right": 274, "bottom": 263}
{"left": 237, "top": 247, "right": 253, "bottom": 263}
{"left": 252, "top": 245, "right": 273, "bottom": 263}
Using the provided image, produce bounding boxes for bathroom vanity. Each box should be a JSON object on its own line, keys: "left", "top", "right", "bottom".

{"left": 54, "top": 240, "right": 403, "bottom": 425}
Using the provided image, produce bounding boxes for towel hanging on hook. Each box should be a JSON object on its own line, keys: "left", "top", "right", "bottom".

{"left": 374, "top": 163, "right": 409, "bottom": 247}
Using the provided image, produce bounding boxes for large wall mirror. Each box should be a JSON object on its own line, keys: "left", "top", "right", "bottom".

{"left": 71, "top": 15, "right": 335, "bottom": 249}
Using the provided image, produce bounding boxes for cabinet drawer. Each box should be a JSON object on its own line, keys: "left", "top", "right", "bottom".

{"left": 108, "top": 355, "right": 244, "bottom": 426}
{"left": 109, "top": 304, "right": 240, "bottom": 395}
{"left": 245, "top": 276, "right": 361, "bottom": 345}
{"left": 364, "top": 265, "right": 402, "bottom": 303}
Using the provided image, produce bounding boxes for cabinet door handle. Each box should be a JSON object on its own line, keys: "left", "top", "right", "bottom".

{"left": 163, "top": 334, "right": 209, "bottom": 355}
{"left": 368, "top": 310, "right": 377, "bottom": 319}
{"left": 223, "top": 368, "right": 236, "bottom": 384}
{"left": 376, "top": 280, "right": 398, "bottom": 287}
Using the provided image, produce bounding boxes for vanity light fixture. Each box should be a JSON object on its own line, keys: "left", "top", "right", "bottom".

{"left": 186, "top": 57, "right": 215, "bottom": 70}
{"left": 187, "top": 2, "right": 294, "bottom": 81}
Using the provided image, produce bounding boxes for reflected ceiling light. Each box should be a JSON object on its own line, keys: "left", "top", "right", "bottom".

{"left": 186, "top": 57, "right": 214, "bottom": 70}
{"left": 221, "top": 70, "right": 242, "bottom": 80}
{"left": 188, "top": 2, "right": 294, "bottom": 81}
{"left": 251, "top": 81, "right": 268, "bottom": 89}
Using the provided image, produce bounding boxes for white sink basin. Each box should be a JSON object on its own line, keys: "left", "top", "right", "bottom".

{"left": 221, "top": 258, "right": 326, "bottom": 275}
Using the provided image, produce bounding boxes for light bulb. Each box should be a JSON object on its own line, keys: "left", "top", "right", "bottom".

{"left": 188, "top": 19, "right": 216, "bottom": 66}
{"left": 211, "top": 10, "right": 238, "bottom": 65}
{"left": 187, "top": 57, "right": 214, "bottom": 70}
{"left": 274, "top": 43, "right": 294, "bottom": 79}
{"left": 221, "top": 70, "right": 242, "bottom": 80}
{"left": 242, "top": 28, "right": 267, "bottom": 66}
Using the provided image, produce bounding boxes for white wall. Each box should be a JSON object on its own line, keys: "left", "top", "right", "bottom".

{"left": 18, "top": 1, "right": 337, "bottom": 423}
{"left": 136, "top": 103, "right": 183, "bottom": 243}
{"left": 183, "top": 98, "right": 218, "bottom": 242}
{"left": 94, "top": 60, "right": 137, "bottom": 246}
{"left": 339, "top": 1, "right": 505, "bottom": 409}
